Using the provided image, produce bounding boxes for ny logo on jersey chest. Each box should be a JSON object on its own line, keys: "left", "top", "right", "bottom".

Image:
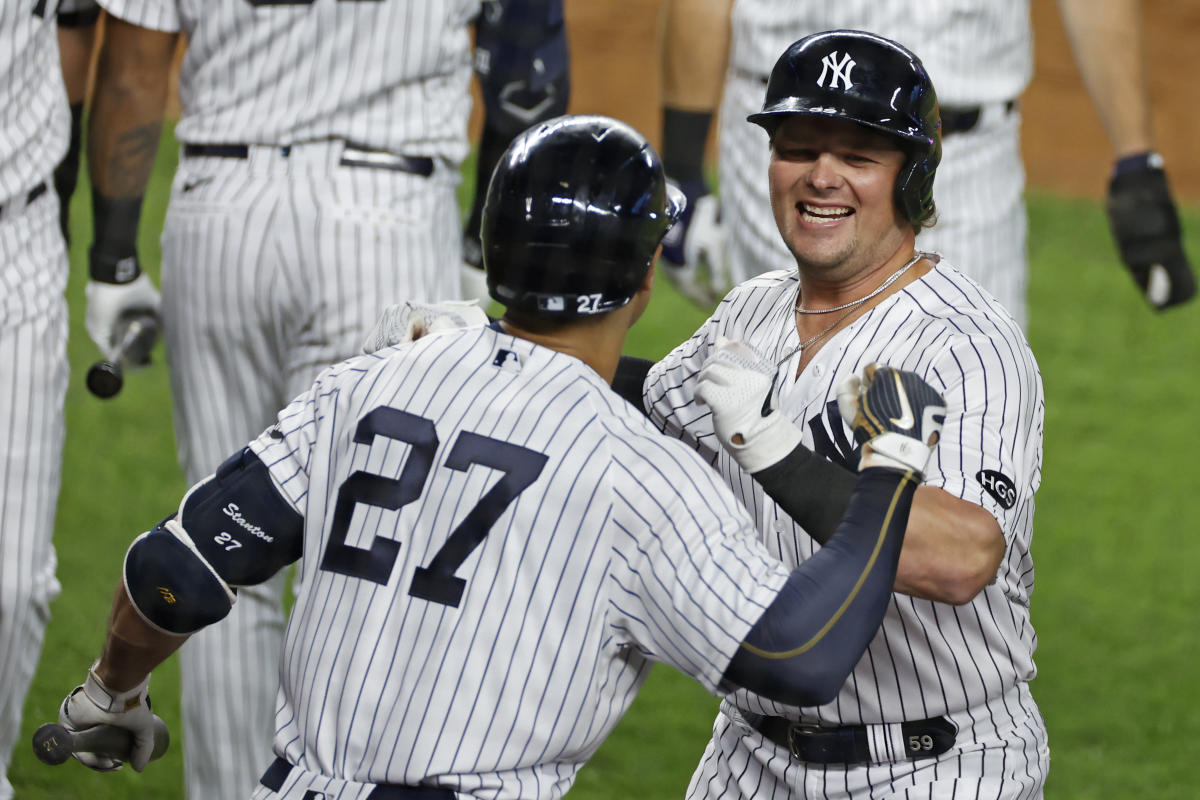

{"left": 807, "top": 400, "right": 861, "bottom": 471}
{"left": 817, "top": 51, "right": 856, "bottom": 91}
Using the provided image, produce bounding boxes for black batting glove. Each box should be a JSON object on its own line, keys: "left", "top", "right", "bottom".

{"left": 1105, "top": 152, "right": 1196, "bottom": 310}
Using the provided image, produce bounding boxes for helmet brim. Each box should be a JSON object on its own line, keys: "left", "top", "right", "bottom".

{"left": 747, "top": 102, "right": 938, "bottom": 146}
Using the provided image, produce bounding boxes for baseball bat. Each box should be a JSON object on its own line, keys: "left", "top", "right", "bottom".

{"left": 86, "top": 313, "right": 160, "bottom": 399}
{"left": 32, "top": 718, "right": 170, "bottom": 766}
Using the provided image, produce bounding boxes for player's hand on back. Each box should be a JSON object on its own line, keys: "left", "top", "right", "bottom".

{"left": 361, "top": 300, "right": 489, "bottom": 353}
{"left": 836, "top": 364, "right": 946, "bottom": 478}
{"left": 1105, "top": 152, "right": 1196, "bottom": 310}
{"left": 659, "top": 180, "right": 729, "bottom": 309}
{"left": 59, "top": 665, "right": 162, "bottom": 772}
{"left": 694, "top": 337, "right": 803, "bottom": 473}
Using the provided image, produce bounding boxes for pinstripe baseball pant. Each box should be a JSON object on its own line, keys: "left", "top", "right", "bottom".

{"left": 0, "top": 186, "right": 67, "bottom": 800}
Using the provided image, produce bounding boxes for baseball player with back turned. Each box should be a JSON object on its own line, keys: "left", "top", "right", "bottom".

{"left": 54, "top": 114, "right": 949, "bottom": 799}
{"left": 642, "top": 32, "right": 1048, "bottom": 798}
{"left": 660, "top": 0, "right": 1196, "bottom": 325}
{"left": 83, "top": 1, "right": 567, "bottom": 797}
{"left": 0, "top": 3, "right": 70, "bottom": 799}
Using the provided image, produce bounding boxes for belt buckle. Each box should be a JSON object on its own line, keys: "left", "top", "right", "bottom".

{"left": 785, "top": 723, "right": 821, "bottom": 760}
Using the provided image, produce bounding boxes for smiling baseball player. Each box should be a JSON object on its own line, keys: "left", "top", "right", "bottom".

{"left": 645, "top": 33, "right": 1048, "bottom": 799}
{"left": 55, "top": 114, "right": 950, "bottom": 799}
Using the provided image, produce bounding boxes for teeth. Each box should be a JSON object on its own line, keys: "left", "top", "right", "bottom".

{"left": 801, "top": 204, "right": 853, "bottom": 222}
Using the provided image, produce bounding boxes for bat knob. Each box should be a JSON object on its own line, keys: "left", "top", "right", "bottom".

{"left": 86, "top": 362, "right": 123, "bottom": 399}
{"left": 32, "top": 723, "right": 74, "bottom": 765}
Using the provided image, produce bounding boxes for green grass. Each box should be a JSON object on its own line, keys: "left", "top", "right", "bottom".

{"left": 9, "top": 130, "right": 1200, "bottom": 798}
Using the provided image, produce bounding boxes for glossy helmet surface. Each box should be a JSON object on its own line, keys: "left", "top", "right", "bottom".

{"left": 483, "top": 114, "right": 685, "bottom": 316}
{"left": 748, "top": 29, "right": 942, "bottom": 225}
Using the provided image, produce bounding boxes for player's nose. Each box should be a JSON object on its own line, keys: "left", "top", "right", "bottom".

{"left": 804, "top": 152, "right": 844, "bottom": 192}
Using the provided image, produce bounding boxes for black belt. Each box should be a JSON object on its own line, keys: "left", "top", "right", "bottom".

{"left": 941, "top": 101, "right": 1017, "bottom": 136}
{"left": 745, "top": 713, "right": 957, "bottom": 765}
{"left": 0, "top": 181, "right": 47, "bottom": 217}
{"left": 260, "top": 756, "right": 456, "bottom": 799}
{"left": 183, "top": 142, "right": 435, "bottom": 177}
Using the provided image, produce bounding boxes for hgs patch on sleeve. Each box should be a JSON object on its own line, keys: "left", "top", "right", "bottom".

{"left": 976, "top": 469, "right": 1017, "bottom": 509}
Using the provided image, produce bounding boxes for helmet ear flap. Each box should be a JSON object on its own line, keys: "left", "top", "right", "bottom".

{"left": 895, "top": 147, "right": 939, "bottom": 227}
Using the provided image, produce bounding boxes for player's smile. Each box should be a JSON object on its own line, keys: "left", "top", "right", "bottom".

{"left": 797, "top": 202, "right": 855, "bottom": 226}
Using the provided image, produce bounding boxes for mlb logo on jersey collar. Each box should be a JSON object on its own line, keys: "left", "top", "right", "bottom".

{"left": 493, "top": 348, "right": 522, "bottom": 372}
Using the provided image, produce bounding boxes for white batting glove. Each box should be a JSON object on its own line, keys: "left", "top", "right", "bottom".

{"left": 660, "top": 192, "right": 730, "bottom": 309}
{"left": 361, "top": 300, "right": 489, "bottom": 354}
{"left": 836, "top": 364, "right": 946, "bottom": 477}
{"left": 694, "top": 337, "right": 803, "bottom": 474}
{"left": 85, "top": 274, "right": 162, "bottom": 361}
{"left": 58, "top": 663, "right": 160, "bottom": 772}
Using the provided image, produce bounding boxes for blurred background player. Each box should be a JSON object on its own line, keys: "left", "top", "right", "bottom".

{"left": 55, "top": 114, "right": 945, "bottom": 799}
{"left": 83, "top": 0, "right": 567, "bottom": 796}
{"left": 0, "top": 2, "right": 70, "bottom": 799}
{"left": 658, "top": 0, "right": 1196, "bottom": 325}
{"left": 644, "top": 32, "right": 1049, "bottom": 797}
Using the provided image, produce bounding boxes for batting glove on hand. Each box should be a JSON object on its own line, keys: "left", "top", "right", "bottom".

{"left": 660, "top": 181, "right": 729, "bottom": 309}
{"left": 836, "top": 364, "right": 946, "bottom": 478}
{"left": 1105, "top": 152, "right": 1196, "bottom": 310}
{"left": 85, "top": 273, "right": 162, "bottom": 362}
{"left": 361, "top": 300, "right": 489, "bottom": 353}
{"left": 694, "top": 337, "right": 802, "bottom": 474}
{"left": 59, "top": 664, "right": 161, "bottom": 772}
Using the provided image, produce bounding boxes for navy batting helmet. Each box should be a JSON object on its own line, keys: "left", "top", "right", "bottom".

{"left": 747, "top": 30, "right": 942, "bottom": 226}
{"left": 482, "top": 115, "right": 685, "bottom": 316}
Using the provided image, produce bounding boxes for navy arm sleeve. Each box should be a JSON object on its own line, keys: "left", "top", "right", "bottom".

{"left": 752, "top": 442, "right": 857, "bottom": 545}
{"left": 722, "top": 468, "right": 916, "bottom": 706}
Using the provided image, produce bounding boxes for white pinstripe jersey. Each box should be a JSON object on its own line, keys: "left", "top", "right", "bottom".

{"left": 247, "top": 323, "right": 790, "bottom": 796}
{"left": 645, "top": 261, "right": 1044, "bottom": 726}
{"left": 0, "top": 0, "right": 69, "bottom": 204}
{"left": 730, "top": 0, "right": 1032, "bottom": 106}
{"left": 97, "top": 0, "right": 480, "bottom": 159}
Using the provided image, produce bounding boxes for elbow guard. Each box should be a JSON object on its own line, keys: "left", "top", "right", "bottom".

{"left": 124, "top": 447, "right": 303, "bottom": 635}
{"left": 124, "top": 521, "right": 237, "bottom": 635}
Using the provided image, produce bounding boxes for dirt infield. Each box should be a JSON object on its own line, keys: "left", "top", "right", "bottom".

{"left": 560, "top": 0, "right": 1200, "bottom": 203}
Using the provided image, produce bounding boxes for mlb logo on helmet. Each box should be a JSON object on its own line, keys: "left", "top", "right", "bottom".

{"left": 539, "top": 296, "right": 566, "bottom": 312}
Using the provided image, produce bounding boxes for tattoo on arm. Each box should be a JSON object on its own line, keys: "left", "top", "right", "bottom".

{"left": 109, "top": 124, "right": 162, "bottom": 198}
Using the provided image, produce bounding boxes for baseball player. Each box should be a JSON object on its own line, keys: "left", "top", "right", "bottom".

{"left": 643, "top": 33, "right": 1048, "bottom": 798}
{"left": 56, "top": 114, "right": 947, "bottom": 799}
{"left": 83, "top": 1, "right": 567, "bottom": 796}
{"left": 0, "top": 2, "right": 70, "bottom": 799}
{"left": 659, "top": 0, "right": 1195, "bottom": 325}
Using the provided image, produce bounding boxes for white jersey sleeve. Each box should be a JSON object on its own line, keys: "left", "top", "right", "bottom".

{"left": 96, "top": 0, "right": 180, "bottom": 32}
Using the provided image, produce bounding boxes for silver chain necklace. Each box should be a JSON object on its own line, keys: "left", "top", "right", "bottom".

{"left": 794, "top": 251, "right": 925, "bottom": 314}
{"left": 778, "top": 252, "right": 927, "bottom": 366}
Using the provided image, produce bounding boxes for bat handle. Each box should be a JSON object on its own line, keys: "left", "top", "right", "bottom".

{"left": 32, "top": 718, "right": 170, "bottom": 766}
{"left": 86, "top": 313, "right": 160, "bottom": 399}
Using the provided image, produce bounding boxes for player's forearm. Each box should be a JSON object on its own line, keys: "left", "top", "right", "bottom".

{"left": 723, "top": 469, "right": 915, "bottom": 706}
{"left": 1056, "top": 0, "right": 1152, "bottom": 156}
{"left": 57, "top": 23, "right": 96, "bottom": 105}
{"left": 893, "top": 486, "right": 1005, "bottom": 604}
{"left": 95, "top": 583, "right": 189, "bottom": 693}
{"left": 661, "top": 0, "right": 732, "bottom": 112}
{"left": 88, "top": 18, "right": 176, "bottom": 198}
{"left": 753, "top": 447, "right": 1002, "bottom": 604}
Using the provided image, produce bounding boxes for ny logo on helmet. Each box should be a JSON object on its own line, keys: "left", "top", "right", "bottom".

{"left": 817, "top": 51, "right": 856, "bottom": 91}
